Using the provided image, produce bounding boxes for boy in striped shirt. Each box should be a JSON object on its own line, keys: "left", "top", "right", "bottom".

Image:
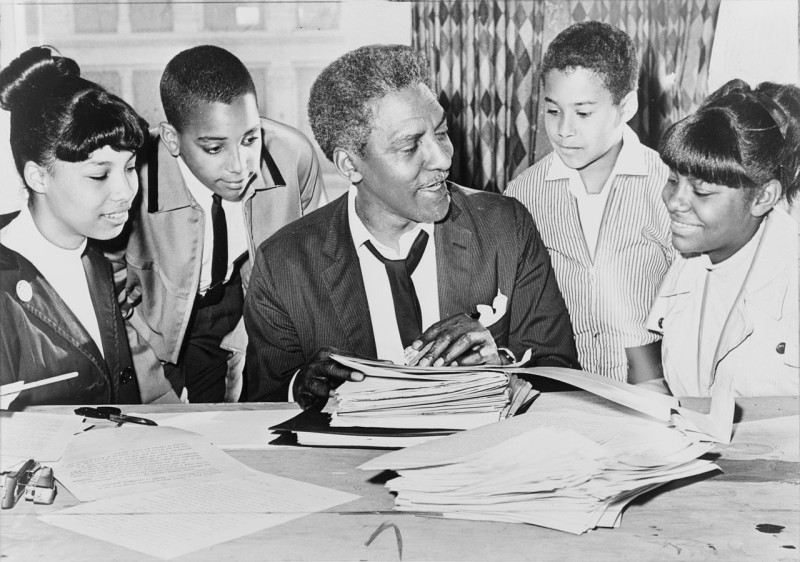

{"left": 506, "top": 21, "right": 673, "bottom": 382}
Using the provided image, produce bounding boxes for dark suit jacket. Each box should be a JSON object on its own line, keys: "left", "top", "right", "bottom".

{"left": 1, "top": 213, "right": 140, "bottom": 407}
{"left": 244, "top": 183, "right": 579, "bottom": 401}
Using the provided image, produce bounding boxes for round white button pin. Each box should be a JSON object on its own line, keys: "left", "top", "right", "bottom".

{"left": 16, "top": 280, "right": 32, "bottom": 302}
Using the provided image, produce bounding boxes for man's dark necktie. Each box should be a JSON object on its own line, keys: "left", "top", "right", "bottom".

{"left": 206, "top": 193, "right": 228, "bottom": 303}
{"left": 364, "top": 230, "right": 429, "bottom": 348}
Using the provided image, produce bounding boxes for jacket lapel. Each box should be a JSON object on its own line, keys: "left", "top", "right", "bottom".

{"left": 13, "top": 252, "right": 108, "bottom": 376}
{"left": 435, "top": 197, "right": 476, "bottom": 319}
{"left": 321, "top": 198, "right": 376, "bottom": 358}
{"left": 151, "top": 137, "right": 196, "bottom": 213}
{"left": 259, "top": 141, "right": 287, "bottom": 189}
{"left": 83, "top": 247, "right": 119, "bottom": 389}
{"left": 711, "top": 215, "right": 787, "bottom": 383}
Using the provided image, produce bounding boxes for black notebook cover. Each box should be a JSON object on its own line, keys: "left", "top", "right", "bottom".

{"left": 270, "top": 409, "right": 456, "bottom": 438}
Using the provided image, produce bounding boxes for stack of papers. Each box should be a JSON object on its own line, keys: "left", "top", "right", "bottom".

{"left": 329, "top": 358, "right": 509, "bottom": 429}
{"left": 275, "top": 355, "right": 536, "bottom": 448}
{"left": 361, "top": 406, "right": 719, "bottom": 534}
{"left": 272, "top": 355, "right": 537, "bottom": 449}
{"left": 328, "top": 355, "right": 537, "bottom": 428}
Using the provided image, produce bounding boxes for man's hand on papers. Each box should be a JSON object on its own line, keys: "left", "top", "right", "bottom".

{"left": 411, "top": 313, "right": 502, "bottom": 367}
{"left": 294, "top": 347, "right": 365, "bottom": 410}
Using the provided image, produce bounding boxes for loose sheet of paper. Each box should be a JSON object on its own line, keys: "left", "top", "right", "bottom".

{"left": 1, "top": 372, "right": 79, "bottom": 409}
{"left": 0, "top": 411, "right": 84, "bottom": 471}
{"left": 673, "top": 366, "right": 736, "bottom": 443}
{"left": 136, "top": 408, "right": 301, "bottom": 449}
{"left": 511, "top": 366, "right": 735, "bottom": 443}
{"left": 510, "top": 366, "right": 680, "bottom": 421}
{"left": 360, "top": 405, "right": 631, "bottom": 471}
{"left": 53, "top": 425, "right": 253, "bottom": 501}
{"left": 723, "top": 414, "right": 800, "bottom": 462}
{"left": 39, "top": 470, "right": 359, "bottom": 560}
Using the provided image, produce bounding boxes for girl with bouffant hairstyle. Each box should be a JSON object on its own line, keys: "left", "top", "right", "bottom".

{"left": 0, "top": 46, "right": 149, "bottom": 407}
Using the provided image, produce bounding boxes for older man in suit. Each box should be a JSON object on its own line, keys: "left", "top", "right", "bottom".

{"left": 244, "top": 44, "right": 579, "bottom": 408}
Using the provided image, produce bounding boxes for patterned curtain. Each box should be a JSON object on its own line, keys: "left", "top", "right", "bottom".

{"left": 412, "top": 1, "right": 546, "bottom": 192}
{"left": 412, "top": 0, "right": 722, "bottom": 190}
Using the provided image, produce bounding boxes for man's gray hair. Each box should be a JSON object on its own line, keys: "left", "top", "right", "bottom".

{"left": 308, "top": 44, "right": 431, "bottom": 161}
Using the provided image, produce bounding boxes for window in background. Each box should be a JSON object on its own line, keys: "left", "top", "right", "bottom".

{"left": 131, "top": 1, "right": 174, "bottom": 33}
{"left": 295, "top": 65, "right": 343, "bottom": 194}
{"left": 24, "top": 4, "right": 39, "bottom": 36}
{"left": 708, "top": 0, "right": 798, "bottom": 90}
{"left": 249, "top": 67, "right": 268, "bottom": 117}
{"left": 132, "top": 70, "right": 164, "bottom": 128}
{"left": 74, "top": 0, "right": 119, "bottom": 34}
{"left": 126, "top": 67, "right": 267, "bottom": 129}
{"left": 0, "top": 0, "right": 412, "bottom": 212}
{"left": 82, "top": 70, "right": 122, "bottom": 97}
{"left": 296, "top": 3, "right": 340, "bottom": 31}
{"left": 204, "top": 3, "right": 264, "bottom": 32}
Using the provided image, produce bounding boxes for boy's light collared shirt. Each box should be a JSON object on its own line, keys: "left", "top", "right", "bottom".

{"left": 347, "top": 185, "right": 440, "bottom": 365}
{"left": 177, "top": 157, "right": 249, "bottom": 294}
{"left": 506, "top": 125, "right": 672, "bottom": 381}
{"left": 545, "top": 126, "right": 649, "bottom": 259}
{"left": 1, "top": 205, "right": 104, "bottom": 357}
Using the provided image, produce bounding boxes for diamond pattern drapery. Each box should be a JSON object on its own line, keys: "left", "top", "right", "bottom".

{"left": 412, "top": 1, "right": 546, "bottom": 192}
{"left": 412, "top": 0, "right": 722, "bottom": 191}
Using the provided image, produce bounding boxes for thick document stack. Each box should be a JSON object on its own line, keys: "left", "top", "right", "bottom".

{"left": 360, "top": 403, "right": 719, "bottom": 534}
{"left": 359, "top": 365, "right": 738, "bottom": 533}
{"left": 327, "top": 355, "right": 534, "bottom": 429}
{"left": 271, "top": 355, "right": 538, "bottom": 448}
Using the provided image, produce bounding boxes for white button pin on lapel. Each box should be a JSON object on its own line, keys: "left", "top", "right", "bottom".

{"left": 16, "top": 280, "right": 33, "bottom": 302}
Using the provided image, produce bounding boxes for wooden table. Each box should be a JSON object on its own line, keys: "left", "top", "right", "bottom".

{"left": 1, "top": 393, "right": 798, "bottom": 561}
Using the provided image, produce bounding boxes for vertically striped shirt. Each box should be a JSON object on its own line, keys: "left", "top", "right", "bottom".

{"left": 506, "top": 127, "right": 673, "bottom": 381}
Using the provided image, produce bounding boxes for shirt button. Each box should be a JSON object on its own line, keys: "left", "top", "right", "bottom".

{"left": 776, "top": 342, "right": 786, "bottom": 354}
{"left": 119, "top": 367, "right": 134, "bottom": 384}
{"left": 658, "top": 318, "right": 664, "bottom": 329}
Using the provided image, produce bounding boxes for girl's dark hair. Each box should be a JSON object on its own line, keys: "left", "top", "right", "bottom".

{"left": 659, "top": 78, "right": 800, "bottom": 204}
{"left": 0, "top": 46, "right": 148, "bottom": 180}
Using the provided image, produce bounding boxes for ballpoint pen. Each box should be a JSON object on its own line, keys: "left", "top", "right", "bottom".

{"left": 74, "top": 406, "right": 158, "bottom": 426}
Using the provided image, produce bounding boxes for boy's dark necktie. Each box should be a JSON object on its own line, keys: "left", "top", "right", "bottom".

{"left": 206, "top": 193, "right": 228, "bottom": 303}
{"left": 364, "top": 230, "right": 429, "bottom": 348}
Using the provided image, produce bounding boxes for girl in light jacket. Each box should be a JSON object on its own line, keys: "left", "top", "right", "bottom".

{"left": 641, "top": 79, "right": 799, "bottom": 397}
